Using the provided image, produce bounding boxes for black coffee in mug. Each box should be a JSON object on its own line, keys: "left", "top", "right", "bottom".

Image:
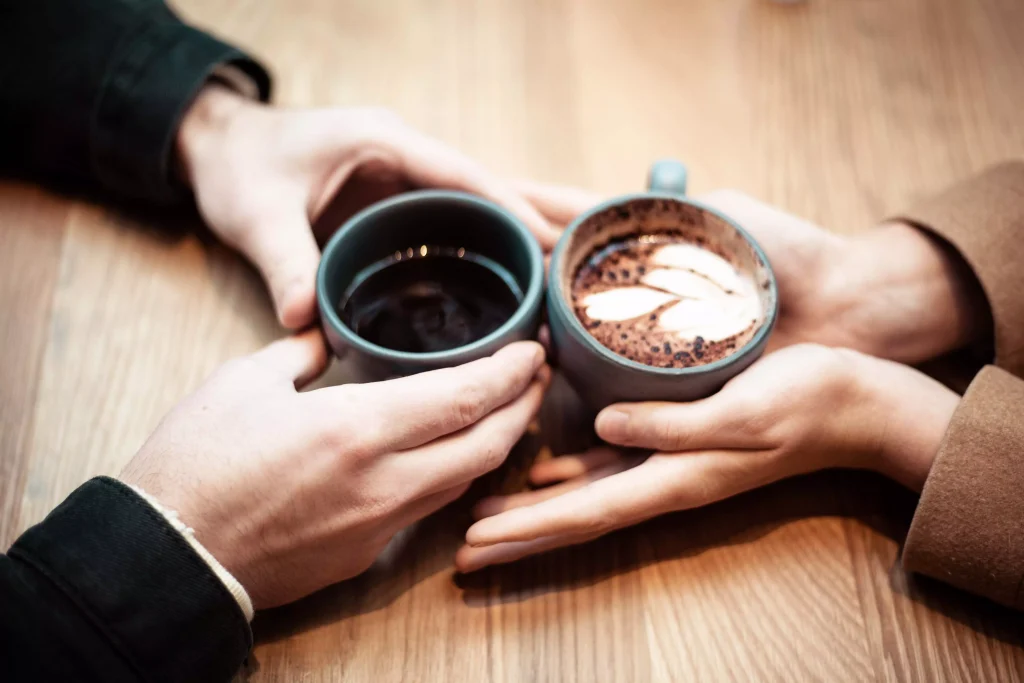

{"left": 338, "top": 246, "right": 523, "bottom": 353}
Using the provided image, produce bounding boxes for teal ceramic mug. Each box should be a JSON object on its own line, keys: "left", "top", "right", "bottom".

{"left": 546, "top": 160, "right": 779, "bottom": 409}
{"left": 316, "top": 190, "right": 545, "bottom": 379}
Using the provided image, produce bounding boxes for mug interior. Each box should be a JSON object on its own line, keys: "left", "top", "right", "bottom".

{"left": 554, "top": 195, "right": 776, "bottom": 373}
{"left": 319, "top": 191, "right": 541, "bottom": 359}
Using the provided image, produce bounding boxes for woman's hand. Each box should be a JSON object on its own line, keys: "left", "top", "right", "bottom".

{"left": 697, "top": 190, "right": 990, "bottom": 363}
{"left": 176, "top": 85, "right": 562, "bottom": 329}
{"left": 121, "top": 332, "right": 549, "bottom": 607}
{"left": 512, "top": 184, "right": 990, "bottom": 362}
{"left": 455, "top": 344, "right": 958, "bottom": 572}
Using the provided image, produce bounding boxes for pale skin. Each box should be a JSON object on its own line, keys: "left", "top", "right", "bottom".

{"left": 176, "top": 84, "right": 562, "bottom": 329}
{"left": 121, "top": 335, "right": 549, "bottom": 608}
{"left": 136, "top": 82, "right": 985, "bottom": 591}
{"left": 123, "top": 84, "right": 563, "bottom": 606}
{"left": 457, "top": 185, "right": 988, "bottom": 572}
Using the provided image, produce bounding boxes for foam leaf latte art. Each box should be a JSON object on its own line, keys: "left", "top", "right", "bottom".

{"left": 579, "top": 243, "right": 760, "bottom": 343}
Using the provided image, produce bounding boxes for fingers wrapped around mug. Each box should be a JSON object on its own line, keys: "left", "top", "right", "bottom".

{"left": 457, "top": 445, "right": 786, "bottom": 572}
{"left": 457, "top": 344, "right": 960, "bottom": 572}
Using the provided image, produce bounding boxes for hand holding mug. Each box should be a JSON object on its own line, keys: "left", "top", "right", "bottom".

{"left": 456, "top": 344, "right": 958, "bottom": 572}
{"left": 516, "top": 184, "right": 990, "bottom": 362}
{"left": 176, "top": 85, "right": 562, "bottom": 330}
{"left": 121, "top": 332, "right": 549, "bottom": 607}
{"left": 695, "top": 190, "right": 990, "bottom": 362}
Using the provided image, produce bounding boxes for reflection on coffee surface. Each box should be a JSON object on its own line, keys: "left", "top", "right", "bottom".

{"left": 571, "top": 233, "right": 762, "bottom": 368}
{"left": 339, "top": 246, "right": 522, "bottom": 353}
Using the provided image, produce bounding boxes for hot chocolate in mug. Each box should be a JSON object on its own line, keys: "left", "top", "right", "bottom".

{"left": 546, "top": 160, "right": 779, "bottom": 409}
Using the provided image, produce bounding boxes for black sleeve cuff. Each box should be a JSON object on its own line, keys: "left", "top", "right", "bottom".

{"left": 10, "top": 477, "right": 251, "bottom": 683}
{"left": 92, "top": 18, "right": 271, "bottom": 205}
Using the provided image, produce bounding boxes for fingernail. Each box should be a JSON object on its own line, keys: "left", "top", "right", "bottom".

{"left": 465, "top": 524, "right": 490, "bottom": 547}
{"left": 500, "top": 341, "right": 544, "bottom": 368}
{"left": 595, "top": 408, "right": 630, "bottom": 442}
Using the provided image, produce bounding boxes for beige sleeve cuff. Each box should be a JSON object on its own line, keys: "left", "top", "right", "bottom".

{"left": 128, "top": 485, "right": 254, "bottom": 621}
{"left": 902, "top": 366, "right": 1024, "bottom": 609}
{"left": 894, "top": 161, "right": 1024, "bottom": 377}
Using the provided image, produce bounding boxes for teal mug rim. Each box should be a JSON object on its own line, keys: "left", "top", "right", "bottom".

{"left": 548, "top": 192, "right": 779, "bottom": 377}
{"left": 316, "top": 189, "right": 545, "bottom": 363}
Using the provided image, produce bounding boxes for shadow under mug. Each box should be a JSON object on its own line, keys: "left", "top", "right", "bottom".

{"left": 546, "top": 160, "right": 779, "bottom": 410}
{"left": 316, "top": 190, "right": 545, "bottom": 380}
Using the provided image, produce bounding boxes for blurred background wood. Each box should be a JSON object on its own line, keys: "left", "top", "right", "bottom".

{"left": 2, "top": 0, "right": 1023, "bottom": 681}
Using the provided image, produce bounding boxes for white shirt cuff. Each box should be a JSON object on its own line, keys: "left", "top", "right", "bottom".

{"left": 128, "top": 485, "right": 254, "bottom": 621}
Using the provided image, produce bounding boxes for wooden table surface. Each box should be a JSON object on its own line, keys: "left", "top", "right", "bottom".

{"left": 3, "top": 0, "right": 1024, "bottom": 681}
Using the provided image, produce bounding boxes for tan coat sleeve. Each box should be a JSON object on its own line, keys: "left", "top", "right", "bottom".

{"left": 902, "top": 366, "right": 1024, "bottom": 609}
{"left": 894, "top": 162, "right": 1024, "bottom": 608}
{"left": 896, "top": 161, "right": 1024, "bottom": 376}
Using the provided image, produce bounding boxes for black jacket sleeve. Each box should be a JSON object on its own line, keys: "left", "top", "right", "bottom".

{"left": 0, "top": 0, "right": 271, "bottom": 204}
{"left": 0, "top": 477, "right": 252, "bottom": 682}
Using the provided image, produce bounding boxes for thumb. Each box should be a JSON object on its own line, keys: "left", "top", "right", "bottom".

{"left": 236, "top": 205, "right": 322, "bottom": 329}
{"left": 248, "top": 328, "right": 330, "bottom": 388}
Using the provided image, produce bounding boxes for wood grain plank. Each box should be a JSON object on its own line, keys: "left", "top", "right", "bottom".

{"left": 17, "top": 205, "right": 280, "bottom": 529}
{"left": 0, "top": 184, "right": 68, "bottom": 547}
{"left": 3, "top": 0, "right": 1024, "bottom": 681}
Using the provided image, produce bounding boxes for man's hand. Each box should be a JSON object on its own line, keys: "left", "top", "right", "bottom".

{"left": 120, "top": 332, "right": 549, "bottom": 607}
{"left": 176, "top": 85, "right": 561, "bottom": 329}
{"left": 513, "top": 184, "right": 991, "bottom": 363}
{"left": 455, "top": 344, "right": 959, "bottom": 572}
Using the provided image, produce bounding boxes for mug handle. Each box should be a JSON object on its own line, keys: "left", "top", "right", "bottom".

{"left": 647, "top": 159, "right": 688, "bottom": 195}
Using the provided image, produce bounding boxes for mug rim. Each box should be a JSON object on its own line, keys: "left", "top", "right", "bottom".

{"left": 548, "top": 192, "right": 779, "bottom": 377}
{"left": 317, "top": 189, "right": 545, "bottom": 363}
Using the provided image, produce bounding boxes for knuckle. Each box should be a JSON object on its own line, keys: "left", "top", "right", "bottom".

{"left": 452, "top": 384, "right": 489, "bottom": 427}
{"left": 313, "top": 407, "right": 380, "bottom": 462}
{"left": 653, "top": 415, "right": 685, "bottom": 449}
{"left": 316, "top": 419, "right": 352, "bottom": 456}
{"left": 462, "top": 442, "right": 508, "bottom": 481}
{"left": 352, "top": 485, "right": 404, "bottom": 525}
{"left": 371, "top": 490, "right": 401, "bottom": 516}
{"left": 726, "top": 385, "right": 776, "bottom": 430}
{"left": 327, "top": 421, "right": 380, "bottom": 463}
{"left": 470, "top": 419, "right": 525, "bottom": 477}
{"left": 316, "top": 386, "right": 414, "bottom": 459}
{"left": 329, "top": 383, "right": 362, "bottom": 409}
{"left": 479, "top": 440, "right": 510, "bottom": 473}
{"left": 574, "top": 505, "right": 615, "bottom": 536}
{"left": 736, "top": 407, "right": 777, "bottom": 439}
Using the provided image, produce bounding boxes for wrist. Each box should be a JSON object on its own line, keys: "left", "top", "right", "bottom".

{"left": 175, "top": 83, "right": 251, "bottom": 189}
{"left": 846, "top": 350, "right": 959, "bottom": 490}
{"left": 126, "top": 484, "right": 255, "bottom": 621}
{"left": 821, "top": 222, "right": 990, "bottom": 363}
